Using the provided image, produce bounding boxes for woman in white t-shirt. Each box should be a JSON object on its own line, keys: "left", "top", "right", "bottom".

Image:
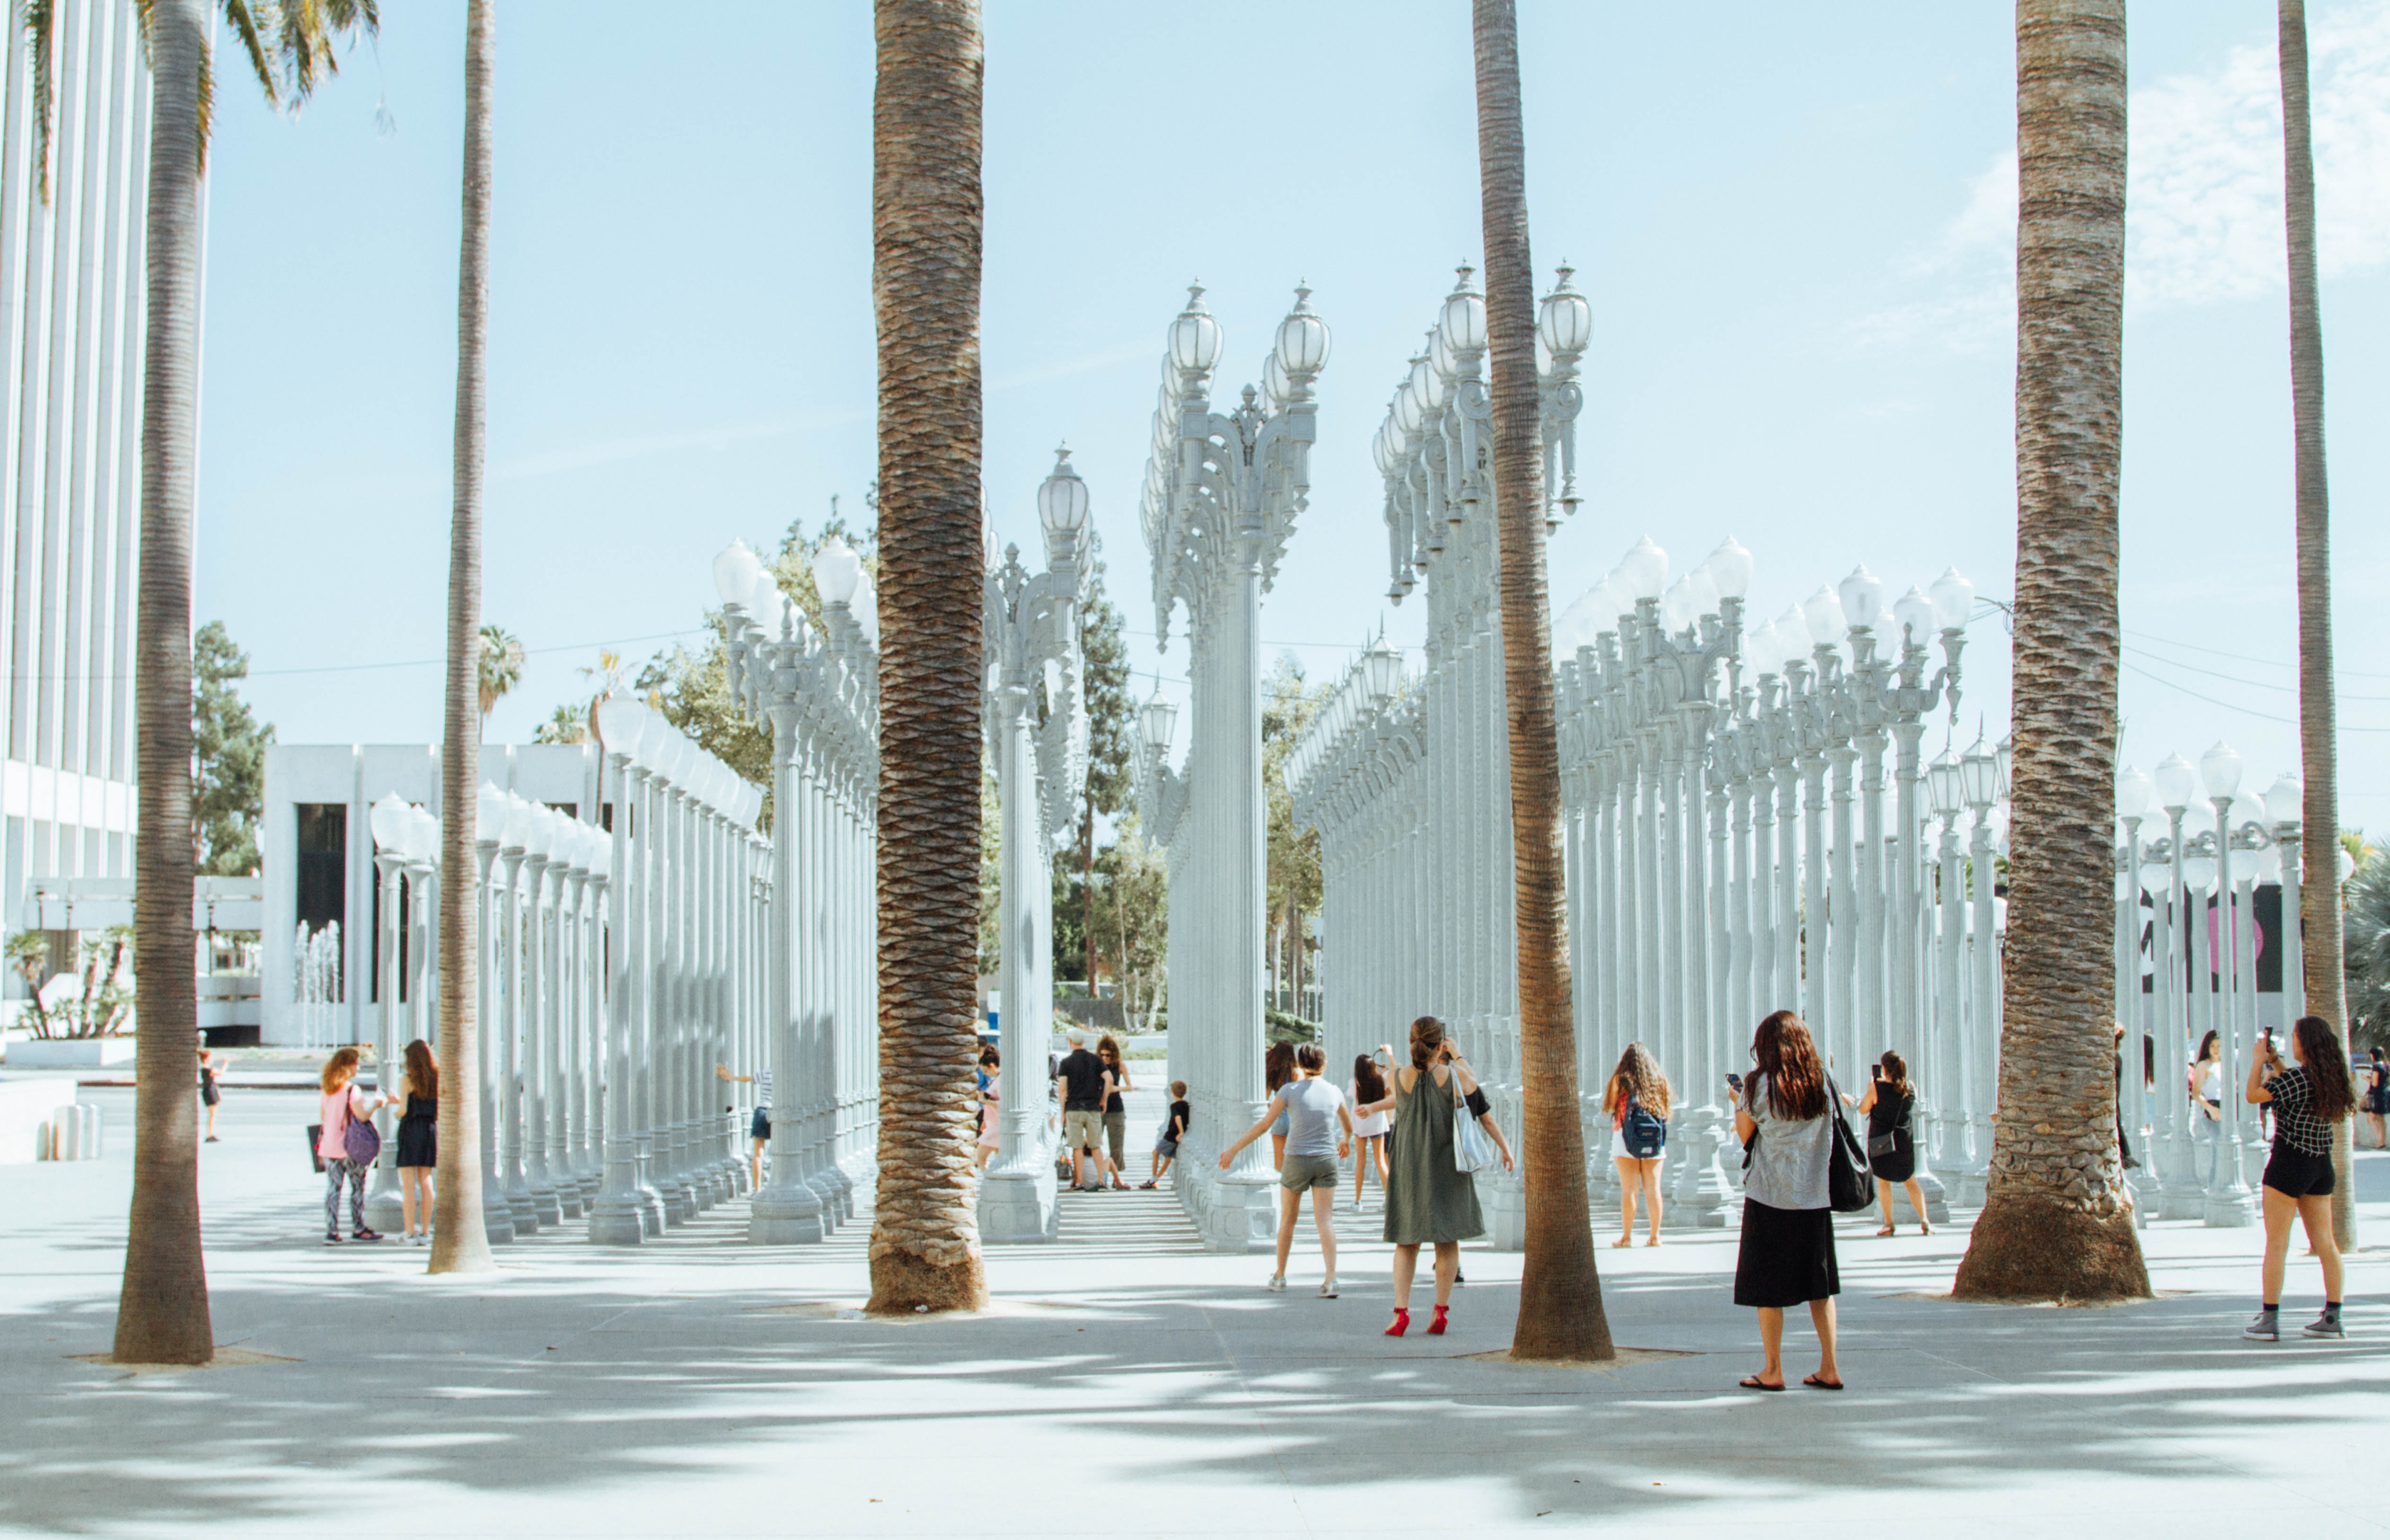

{"left": 2190, "top": 1030, "right": 2224, "bottom": 1188}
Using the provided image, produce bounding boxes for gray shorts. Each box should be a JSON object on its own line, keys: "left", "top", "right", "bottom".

{"left": 1280, "top": 1151, "right": 1340, "bottom": 1193}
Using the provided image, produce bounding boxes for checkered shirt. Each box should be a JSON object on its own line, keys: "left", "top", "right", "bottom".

{"left": 2265, "top": 1066, "right": 2333, "bottom": 1158}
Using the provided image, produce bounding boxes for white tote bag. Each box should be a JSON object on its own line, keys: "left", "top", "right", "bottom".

{"left": 1451, "top": 1074, "right": 1499, "bottom": 1174}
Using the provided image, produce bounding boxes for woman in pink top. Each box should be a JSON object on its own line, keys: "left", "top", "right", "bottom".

{"left": 318, "top": 1047, "right": 396, "bottom": 1244}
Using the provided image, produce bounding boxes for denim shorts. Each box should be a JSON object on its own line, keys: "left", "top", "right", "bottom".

{"left": 750, "top": 1107, "right": 771, "bottom": 1141}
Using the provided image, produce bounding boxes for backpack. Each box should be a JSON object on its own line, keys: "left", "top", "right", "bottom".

{"left": 1621, "top": 1099, "right": 1666, "bottom": 1159}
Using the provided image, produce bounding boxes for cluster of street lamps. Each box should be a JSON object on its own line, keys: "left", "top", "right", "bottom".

{"left": 712, "top": 535, "right": 882, "bottom": 1244}
{"left": 1292, "top": 523, "right": 2014, "bottom": 1238}
{"left": 978, "top": 449, "right": 1092, "bottom": 1243}
{"left": 2116, "top": 746, "right": 2332, "bottom": 1228}
{"left": 1132, "top": 279, "right": 1329, "bottom": 1251}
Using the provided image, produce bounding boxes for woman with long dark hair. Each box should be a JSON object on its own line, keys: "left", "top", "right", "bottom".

{"left": 1097, "top": 1035, "right": 1134, "bottom": 1191}
{"left": 1353, "top": 1017, "right": 1500, "bottom": 1338}
{"left": 1348, "top": 1052, "right": 1390, "bottom": 1208}
{"left": 395, "top": 1040, "right": 440, "bottom": 1245}
{"left": 1264, "top": 1041, "right": 1296, "bottom": 1172}
{"left": 1729, "top": 1011, "right": 1841, "bottom": 1390}
{"left": 2361, "top": 1047, "right": 2386, "bottom": 1150}
{"left": 1850, "top": 1049, "right": 1929, "bottom": 1236}
{"left": 2190, "top": 1029, "right": 2225, "bottom": 1187}
{"left": 2242, "top": 1015, "right": 2356, "bottom": 1340}
{"left": 1602, "top": 1042, "right": 1668, "bottom": 1247}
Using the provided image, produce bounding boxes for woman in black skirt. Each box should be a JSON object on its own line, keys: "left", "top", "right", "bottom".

{"left": 395, "top": 1040, "right": 439, "bottom": 1246}
{"left": 1728, "top": 1010, "right": 1841, "bottom": 1391}
{"left": 1850, "top": 1049, "right": 1929, "bottom": 1236}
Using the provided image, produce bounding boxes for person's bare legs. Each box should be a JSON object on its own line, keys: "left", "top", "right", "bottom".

{"left": 1273, "top": 1186, "right": 1300, "bottom": 1280}
{"left": 1432, "top": 1241, "right": 1458, "bottom": 1307}
{"left": 1753, "top": 1306, "right": 1785, "bottom": 1386}
{"left": 2297, "top": 1192, "right": 2343, "bottom": 1301}
{"left": 1310, "top": 1184, "right": 1338, "bottom": 1282}
{"left": 1809, "top": 1298, "right": 1840, "bottom": 1384}
{"left": 2260, "top": 1185, "right": 2298, "bottom": 1303}
{"left": 1351, "top": 1144, "right": 1367, "bottom": 1207}
{"left": 1902, "top": 1177, "right": 1930, "bottom": 1231}
{"left": 1271, "top": 1133, "right": 1286, "bottom": 1173}
{"left": 205, "top": 1100, "right": 220, "bottom": 1139}
{"left": 401, "top": 1171, "right": 419, "bottom": 1238}
{"left": 1643, "top": 1158, "right": 1664, "bottom": 1242}
{"left": 1876, "top": 1177, "right": 1895, "bottom": 1232}
{"left": 1613, "top": 1155, "right": 1638, "bottom": 1243}
{"left": 2369, "top": 1112, "right": 2386, "bottom": 1149}
{"left": 1392, "top": 1242, "right": 1420, "bottom": 1311}
{"left": 1371, "top": 1136, "right": 1388, "bottom": 1191}
{"left": 754, "top": 1139, "right": 769, "bottom": 1189}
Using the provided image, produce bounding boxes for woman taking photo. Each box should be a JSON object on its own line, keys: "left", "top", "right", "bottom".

{"left": 1601, "top": 1042, "right": 1668, "bottom": 1247}
{"left": 1353, "top": 1017, "right": 1504, "bottom": 1338}
{"left": 1729, "top": 1010, "right": 1841, "bottom": 1390}
{"left": 395, "top": 1040, "right": 439, "bottom": 1245}
{"left": 2242, "top": 1016, "right": 2355, "bottom": 1340}
{"left": 316, "top": 1047, "right": 396, "bottom": 1245}
{"left": 1850, "top": 1049, "right": 1929, "bottom": 1236}
{"left": 2190, "top": 1030, "right": 2225, "bottom": 1186}
{"left": 1348, "top": 1052, "right": 1390, "bottom": 1208}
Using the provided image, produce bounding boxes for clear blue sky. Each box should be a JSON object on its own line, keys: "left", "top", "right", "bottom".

{"left": 195, "top": 1, "right": 2390, "bottom": 831}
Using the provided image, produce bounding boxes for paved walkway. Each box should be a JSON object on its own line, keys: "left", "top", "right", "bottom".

{"left": 2, "top": 1084, "right": 2385, "bottom": 1537}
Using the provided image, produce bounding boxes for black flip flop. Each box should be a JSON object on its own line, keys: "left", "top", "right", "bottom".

{"left": 1802, "top": 1374, "right": 1844, "bottom": 1391}
{"left": 1738, "top": 1375, "right": 1785, "bottom": 1392}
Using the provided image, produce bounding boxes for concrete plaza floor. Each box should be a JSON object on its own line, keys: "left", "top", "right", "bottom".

{"left": 2, "top": 1082, "right": 2385, "bottom": 1538}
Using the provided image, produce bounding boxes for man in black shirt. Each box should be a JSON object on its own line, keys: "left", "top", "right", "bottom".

{"left": 1054, "top": 1029, "right": 1109, "bottom": 1191}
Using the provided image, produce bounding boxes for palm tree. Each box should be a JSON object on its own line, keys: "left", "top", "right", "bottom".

{"left": 430, "top": 0, "right": 498, "bottom": 1278}
{"left": 476, "top": 623, "right": 525, "bottom": 736}
{"left": 2274, "top": 0, "right": 2356, "bottom": 1251}
{"left": 1470, "top": 0, "right": 1610, "bottom": 1362}
{"left": 864, "top": 0, "right": 988, "bottom": 1315}
{"left": 20, "top": 0, "right": 377, "bottom": 1365}
{"left": 1952, "top": 0, "right": 2149, "bottom": 1303}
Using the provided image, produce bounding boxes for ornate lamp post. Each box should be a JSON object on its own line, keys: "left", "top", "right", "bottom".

{"left": 979, "top": 448, "right": 1090, "bottom": 1243}
{"left": 2200, "top": 741, "right": 2257, "bottom": 1228}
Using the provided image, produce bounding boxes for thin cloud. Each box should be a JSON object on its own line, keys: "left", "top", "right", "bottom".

{"left": 495, "top": 406, "right": 868, "bottom": 480}
{"left": 1858, "top": 0, "right": 2390, "bottom": 350}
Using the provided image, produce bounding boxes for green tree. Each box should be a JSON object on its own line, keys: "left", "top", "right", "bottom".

{"left": 1954, "top": 0, "right": 2150, "bottom": 1304}
{"left": 476, "top": 623, "right": 525, "bottom": 737}
{"left": 1472, "top": 0, "right": 1610, "bottom": 1362}
{"left": 1262, "top": 655, "right": 1327, "bottom": 1017}
{"left": 23, "top": 0, "right": 380, "bottom": 1367}
{"left": 1090, "top": 812, "right": 1168, "bottom": 1029}
{"left": 192, "top": 621, "right": 272, "bottom": 876}
{"left": 532, "top": 703, "right": 587, "bottom": 745}
{"left": 2347, "top": 846, "right": 2390, "bottom": 1052}
{"left": 1060, "top": 539, "right": 1132, "bottom": 987}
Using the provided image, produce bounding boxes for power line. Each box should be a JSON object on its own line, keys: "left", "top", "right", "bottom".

{"left": 2122, "top": 659, "right": 2390, "bottom": 733}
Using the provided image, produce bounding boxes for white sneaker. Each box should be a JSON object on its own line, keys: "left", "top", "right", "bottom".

{"left": 1266, "top": 1275, "right": 1287, "bottom": 1293}
{"left": 1319, "top": 1278, "right": 1339, "bottom": 1299}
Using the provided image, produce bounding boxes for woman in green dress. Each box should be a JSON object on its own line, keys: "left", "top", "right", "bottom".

{"left": 1353, "top": 1016, "right": 1511, "bottom": 1337}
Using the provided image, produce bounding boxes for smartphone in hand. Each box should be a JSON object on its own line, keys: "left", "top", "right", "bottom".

{"left": 1725, "top": 1072, "right": 1743, "bottom": 1094}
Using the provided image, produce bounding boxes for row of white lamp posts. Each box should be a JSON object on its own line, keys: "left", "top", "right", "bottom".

{"left": 1131, "top": 279, "right": 1330, "bottom": 1248}
{"left": 360, "top": 707, "right": 781, "bottom": 1246}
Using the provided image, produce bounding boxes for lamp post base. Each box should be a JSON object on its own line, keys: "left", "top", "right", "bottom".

{"left": 588, "top": 1192, "right": 647, "bottom": 1245}
{"left": 500, "top": 1180, "right": 540, "bottom": 1234}
{"left": 978, "top": 1168, "right": 1058, "bottom": 1243}
{"left": 2203, "top": 1183, "right": 2258, "bottom": 1228}
{"left": 750, "top": 1178, "right": 826, "bottom": 1244}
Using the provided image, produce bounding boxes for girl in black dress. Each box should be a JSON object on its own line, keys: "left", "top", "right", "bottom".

{"left": 396, "top": 1040, "right": 439, "bottom": 1245}
{"left": 2364, "top": 1047, "right": 2387, "bottom": 1150}
{"left": 1851, "top": 1049, "right": 1929, "bottom": 1236}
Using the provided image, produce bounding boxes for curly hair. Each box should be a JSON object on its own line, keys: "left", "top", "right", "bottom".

{"left": 1751, "top": 1011, "right": 1826, "bottom": 1120}
{"left": 1602, "top": 1042, "right": 1671, "bottom": 1119}
{"left": 2292, "top": 1015, "right": 2356, "bottom": 1124}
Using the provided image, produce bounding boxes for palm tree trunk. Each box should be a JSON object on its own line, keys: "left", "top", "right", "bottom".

{"left": 113, "top": 0, "right": 211, "bottom": 1366}
{"left": 1953, "top": 0, "right": 2150, "bottom": 1302}
{"left": 1472, "top": 0, "right": 1610, "bottom": 1362}
{"left": 431, "top": 0, "right": 498, "bottom": 1275}
{"left": 2276, "top": 0, "right": 2354, "bottom": 1249}
{"left": 866, "top": 0, "right": 988, "bottom": 1315}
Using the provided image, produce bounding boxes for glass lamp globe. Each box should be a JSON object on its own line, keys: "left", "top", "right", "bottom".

{"left": 2200, "top": 741, "right": 2243, "bottom": 801}
{"left": 476, "top": 782, "right": 509, "bottom": 844}
{"left": 2182, "top": 853, "right": 2217, "bottom": 894}
{"left": 1744, "top": 620, "right": 1783, "bottom": 680}
{"left": 1169, "top": 284, "right": 1224, "bottom": 374}
{"left": 1140, "top": 697, "right": 1178, "bottom": 753}
{"left": 746, "top": 570, "right": 784, "bottom": 634}
{"left": 1261, "top": 350, "right": 1288, "bottom": 407}
{"left": 368, "top": 792, "right": 413, "bottom": 856}
{"left": 1958, "top": 740, "right": 1999, "bottom": 806}
{"left": 1365, "top": 642, "right": 1402, "bottom": 704}
{"left": 714, "top": 539, "right": 764, "bottom": 605}
{"left": 407, "top": 806, "right": 441, "bottom": 865}
{"left": 2153, "top": 752, "right": 2197, "bottom": 810}
{"left": 2339, "top": 847, "right": 2358, "bottom": 884}
{"left": 1801, "top": 586, "right": 1848, "bottom": 647}
{"left": 1275, "top": 285, "right": 1330, "bottom": 375}
{"left": 1660, "top": 578, "right": 1698, "bottom": 634}
{"left": 1536, "top": 265, "right": 1594, "bottom": 356}
{"left": 2263, "top": 773, "right": 2302, "bottom": 826}
{"left": 595, "top": 694, "right": 645, "bottom": 758}
{"left": 1037, "top": 446, "right": 1090, "bottom": 539}
{"left": 1894, "top": 587, "right": 1934, "bottom": 643}
{"left": 1617, "top": 536, "right": 1668, "bottom": 602}
{"left": 1995, "top": 736, "right": 2013, "bottom": 799}
{"left": 1440, "top": 267, "right": 1487, "bottom": 354}
{"left": 1837, "top": 565, "right": 1886, "bottom": 630}
{"left": 1393, "top": 373, "right": 1425, "bottom": 436}
{"left": 1370, "top": 423, "right": 1395, "bottom": 476}
{"left": 498, "top": 793, "right": 535, "bottom": 853}
{"left": 2116, "top": 765, "right": 2153, "bottom": 820}
{"left": 1928, "top": 749, "right": 1964, "bottom": 817}
{"left": 815, "top": 536, "right": 863, "bottom": 607}
{"left": 1684, "top": 565, "right": 1721, "bottom": 621}
{"left": 1930, "top": 567, "right": 1975, "bottom": 631}
{"left": 1702, "top": 536, "right": 1753, "bottom": 601}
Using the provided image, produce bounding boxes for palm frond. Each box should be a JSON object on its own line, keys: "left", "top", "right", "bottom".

{"left": 23, "top": 0, "right": 53, "bottom": 203}
{"left": 219, "top": 0, "right": 277, "bottom": 106}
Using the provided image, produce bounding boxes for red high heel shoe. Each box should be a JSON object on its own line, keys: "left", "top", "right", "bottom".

{"left": 1426, "top": 1304, "right": 1450, "bottom": 1335}
{"left": 1385, "top": 1308, "right": 1410, "bottom": 1337}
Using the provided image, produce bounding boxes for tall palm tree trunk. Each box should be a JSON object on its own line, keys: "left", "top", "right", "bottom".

{"left": 2276, "top": 0, "right": 2354, "bottom": 1249}
{"left": 1953, "top": 0, "right": 2149, "bottom": 1303}
{"left": 431, "top": 0, "right": 498, "bottom": 1275}
{"left": 113, "top": 0, "right": 211, "bottom": 1366}
{"left": 1472, "top": 0, "right": 1610, "bottom": 1362}
{"left": 866, "top": 0, "right": 988, "bottom": 1315}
